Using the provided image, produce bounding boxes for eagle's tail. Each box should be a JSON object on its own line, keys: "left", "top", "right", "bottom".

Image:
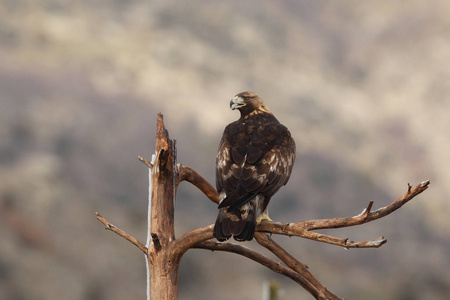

{"left": 213, "top": 198, "right": 257, "bottom": 242}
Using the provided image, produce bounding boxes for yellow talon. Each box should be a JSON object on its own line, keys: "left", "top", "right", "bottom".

{"left": 256, "top": 214, "right": 273, "bottom": 224}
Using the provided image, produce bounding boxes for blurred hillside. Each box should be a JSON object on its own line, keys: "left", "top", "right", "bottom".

{"left": 1, "top": 1, "right": 449, "bottom": 299}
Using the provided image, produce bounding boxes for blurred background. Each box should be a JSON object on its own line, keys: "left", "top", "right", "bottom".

{"left": 1, "top": 1, "right": 449, "bottom": 299}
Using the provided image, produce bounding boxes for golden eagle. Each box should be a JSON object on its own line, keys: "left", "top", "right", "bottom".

{"left": 213, "top": 91, "right": 296, "bottom": 241}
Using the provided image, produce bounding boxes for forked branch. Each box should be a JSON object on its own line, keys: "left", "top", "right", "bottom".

{"left": 177, "top": 163, "right": 430, "bottom": 248}
{"left": 96, "top": 115, "right": 430, "bottom": 300}
{"left": 175, "top": 164, "right": 429, "bottom": 299}
{"left": 254, "top": 232, "right": 341, "bottom": 300}
{"left": 193, "top": 240, "right": 330, "bottom": 300}
{"left": 297, "top": 180, "right": 430, "bottom": 231}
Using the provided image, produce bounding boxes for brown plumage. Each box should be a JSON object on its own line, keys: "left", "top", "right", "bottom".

{"left": 213, "top": 91, "right": 296, "bottom": 241}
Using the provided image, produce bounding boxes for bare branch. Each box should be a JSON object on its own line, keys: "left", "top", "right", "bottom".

{"left": 96, "top": 212, "right": 148, "bottom": 255}
{"left": 257, "top": 222, "right": 387, "bottom": 248}
{"left": 298, "top": 180, "right": 430, "bottom": 230}
{"left": 138, "top": 155, "right": 154, "bottom": 169}
{"left": 176, "top": 164, "right": 220, "bottom": 204}
{"left": 255, "top": 233, "right": 342, "bottom": 300}
{"left": 254, "top": 180, "right": 429, "bottom": 249}
{"left": 177, "top": 158, "right": 429, "bottom": 239}
{"left": 177, "top": 160, "right": 429, "bottom": 250}
{"left": 193, "top": 240, "right": 328, "bottom": 300}
{"left": 171, "top": 225, "right": 215, "bottom": 255}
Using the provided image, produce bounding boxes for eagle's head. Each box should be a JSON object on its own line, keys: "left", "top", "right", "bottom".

{"left": 230, "top": 91, "right": 270, "bottom": 117}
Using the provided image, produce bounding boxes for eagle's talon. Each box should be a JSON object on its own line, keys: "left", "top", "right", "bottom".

{"left": 256, "top": 214, "right": 273, "bottom": 224}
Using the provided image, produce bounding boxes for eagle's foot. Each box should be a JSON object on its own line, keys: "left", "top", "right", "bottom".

{"left": 256, "top": 214, "right": 273, "bottom": 224}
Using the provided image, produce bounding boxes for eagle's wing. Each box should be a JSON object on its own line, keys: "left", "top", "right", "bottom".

{"left": 216, "top": 121, "right": 296, "bottom": 211}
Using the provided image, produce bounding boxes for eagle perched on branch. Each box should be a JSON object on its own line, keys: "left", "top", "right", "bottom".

{"left": 213, "top": 91, "right": 296, "bottom": 241}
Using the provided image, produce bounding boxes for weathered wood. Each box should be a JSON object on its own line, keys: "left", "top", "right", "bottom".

{"left": 254, "top": 232, "right": 341, "bottom": 300}
{"left": 97, "top": 114, "right": 431, "bottom": 300}
{"left": 148, "top": 113, "right": 179, "bottom": 300}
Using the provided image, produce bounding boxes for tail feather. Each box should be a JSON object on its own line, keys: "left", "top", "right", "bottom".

{"left": 213, "top": 198, "right": 257, "bottom": 242}
{"left": 233, "top": 219, "right": 256, "bottom": 241}
{"left": 214, "top": 210, "right": 231, "bottom": 242}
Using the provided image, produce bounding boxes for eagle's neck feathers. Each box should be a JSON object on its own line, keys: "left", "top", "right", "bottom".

{"left": 242, "top": 105, "right": 271, "bottom": 120}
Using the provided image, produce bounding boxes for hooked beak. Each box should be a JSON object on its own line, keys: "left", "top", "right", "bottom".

{"left": 230, "top": 96, "right": 246, "bottom": 110}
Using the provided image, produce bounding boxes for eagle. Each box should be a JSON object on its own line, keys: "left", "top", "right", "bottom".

{"left": 213, "top": 91, "right": 296, "bottom": 242}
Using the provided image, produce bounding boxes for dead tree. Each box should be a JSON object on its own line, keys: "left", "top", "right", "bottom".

{"left": 96, "top": 113, "right": 430, "bottom": 300}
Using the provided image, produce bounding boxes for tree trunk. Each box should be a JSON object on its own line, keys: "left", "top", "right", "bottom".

{"left": 148, "top": 113, "right": 179, "bottom": 300}
{"left": 149, "top": 251, "right": 179, "bottom": 299}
